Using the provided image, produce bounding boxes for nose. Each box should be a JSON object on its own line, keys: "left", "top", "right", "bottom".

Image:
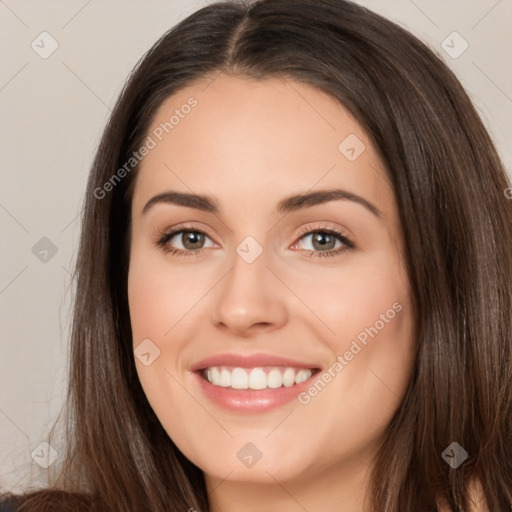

{"left": 211, "top": 247, "right": 288, "bottom": 337}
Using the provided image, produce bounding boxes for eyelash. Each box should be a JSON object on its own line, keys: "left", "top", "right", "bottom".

{"left": 295, "top": 224, "right": 355, "bottom": 258}
{"left": 154, "top": 223, "right": 355, "bottom": 259}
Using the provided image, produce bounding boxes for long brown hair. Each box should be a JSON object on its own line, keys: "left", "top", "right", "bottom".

{"left": 3, "top": 0, "right": 511, "bottom": 510}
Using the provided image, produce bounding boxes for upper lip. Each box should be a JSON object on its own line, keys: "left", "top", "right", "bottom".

{"left": 190, "top": 353, "right": 322, "bottom": 372}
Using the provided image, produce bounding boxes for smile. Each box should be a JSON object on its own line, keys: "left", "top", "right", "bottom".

{"left": 190, "top": 353, "right": 322, "bottom": 412}
{"left": 202, "top": 366, "right": 315, "bottom": 390}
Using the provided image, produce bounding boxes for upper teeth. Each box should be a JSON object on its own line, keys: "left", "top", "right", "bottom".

{"left": 204, "top": 366, "right": 313, "bottom": 390}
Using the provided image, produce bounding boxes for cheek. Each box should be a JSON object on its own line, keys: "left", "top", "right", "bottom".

{"left": 127, "top": 255, "right": 206, "bottom": 449}
{"left": 127, "top": 251, "right": 204, "bottom": 344}
{"left": 290, "top": 247, "right": 412, "bottom": 350}
{"left": 336, "top": 262, "right": 408, "bottom": 344}
{"left": 127, "top": 252, "right": 188, "bottom": 405}
{"left": 128, "top": 268, "right": 173, "bottom": 341}
{"left": 295, "top": 247, "right": 416, "bottom": 406}
{"left": 288, "top": 253, "right": 415, "bottom": 459}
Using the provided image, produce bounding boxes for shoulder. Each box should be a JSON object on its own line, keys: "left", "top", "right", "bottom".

{"left": 1, "top": 490, "right": 95, "bottom": 511}
{"left": 0, "top": 495, "right": 21, "bottom": 512}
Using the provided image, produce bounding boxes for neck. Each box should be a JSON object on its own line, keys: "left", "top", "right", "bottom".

{"left": 206, "top": 452, "right": 373, "bottom": 512}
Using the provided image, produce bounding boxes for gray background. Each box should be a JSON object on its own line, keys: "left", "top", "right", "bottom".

{"left": 1, "top": 0, "right": 511, "bottom": 493}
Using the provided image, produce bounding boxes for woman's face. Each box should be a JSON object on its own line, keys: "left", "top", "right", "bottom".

{"left": 128, "top": 75, "right": 416, "bottom": 488}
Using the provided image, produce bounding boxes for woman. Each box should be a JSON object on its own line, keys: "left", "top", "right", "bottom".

{"left": 2, "top": 0, "right": 511, "bottom": 510}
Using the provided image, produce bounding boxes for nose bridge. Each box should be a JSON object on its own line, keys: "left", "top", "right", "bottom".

{"left": 211, "top": 235, "right": 287, "bottom": 335}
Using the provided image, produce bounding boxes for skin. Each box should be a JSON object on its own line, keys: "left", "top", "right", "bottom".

{"left": 128, "top": 74, "right": 417, "bottom": 512}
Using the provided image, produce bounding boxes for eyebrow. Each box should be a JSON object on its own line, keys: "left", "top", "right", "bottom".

{"left": 141, "top": 188, "right": 382, "bottom": 218}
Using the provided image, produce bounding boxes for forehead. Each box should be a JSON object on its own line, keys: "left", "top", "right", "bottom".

{"left": 132, "top": 74, "right": 394, "bottom": 218}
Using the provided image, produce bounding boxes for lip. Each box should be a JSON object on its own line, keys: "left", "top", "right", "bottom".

{"left": 190, "top": 352, "right": 320, "bottom": 372}
{"left": 189, "top": 352, "right": 321, "bottom": 413}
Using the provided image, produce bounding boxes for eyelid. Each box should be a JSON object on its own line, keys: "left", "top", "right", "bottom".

{"left": 156, "top": 221, "right": 216, "bottom": 241}
{"left": 294, "top": 222, "right": 352, "bottom": 240}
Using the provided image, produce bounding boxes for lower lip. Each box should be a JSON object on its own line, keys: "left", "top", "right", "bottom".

{"left": 193, "top": 370, "right": 317, "bottom": 413}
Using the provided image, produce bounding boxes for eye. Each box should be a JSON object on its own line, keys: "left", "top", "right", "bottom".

{"left": 154, "top": 223, "right": 355, "bottom": 259}
{"left": 291, "top": 225, "right": 355, "bottom": 259}
{"left": 155, "top": 224, "right": 216, "bottom": 257}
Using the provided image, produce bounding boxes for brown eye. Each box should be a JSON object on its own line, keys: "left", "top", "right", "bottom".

{"left": 180, "top": 231, "right": 206, "bottom": 250}
{"left": 292, "top": 227, "right": 355, "bottom": 259}
{"left": 310, "top": 232, "right": 338, "bottom": 251}
{"left": 155, "top": 227, "right": 216, "bottom": 256}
